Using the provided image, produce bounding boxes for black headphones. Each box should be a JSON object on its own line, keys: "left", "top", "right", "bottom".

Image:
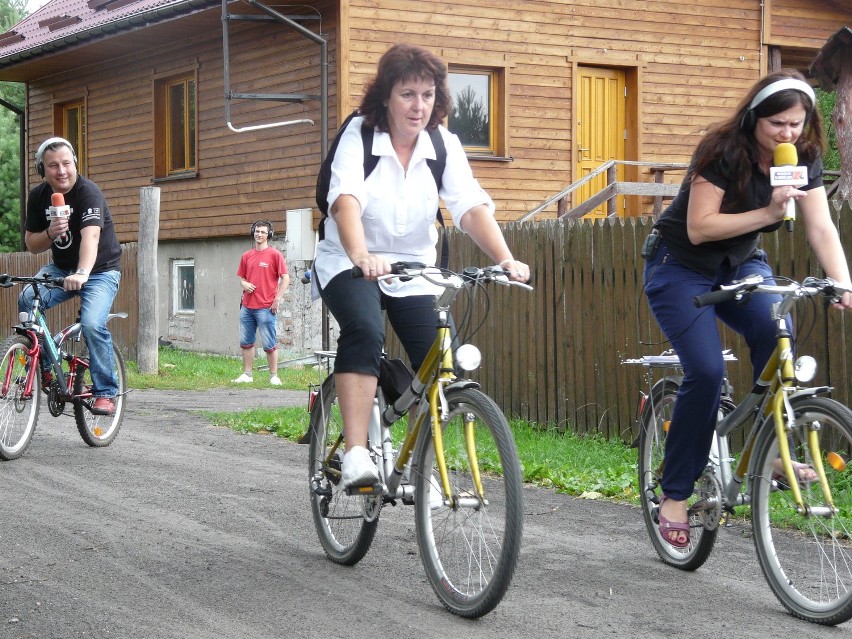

{"left": 35, "top": 137, "right": 78, "bottom": 178}
{"left": 250, "top": 220, "right": 274, "bottom": 240}
{"left": 739, "top": 78, "right": 816, "bottom": 131}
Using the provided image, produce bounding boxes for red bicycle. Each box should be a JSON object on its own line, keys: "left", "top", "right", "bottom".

{"left": 0, "top": 273, "right": 127, "bottom": 459}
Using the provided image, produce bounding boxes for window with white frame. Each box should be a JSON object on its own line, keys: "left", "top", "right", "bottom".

{"left": 172, "top": 259, "right": 195, "bottom": 313}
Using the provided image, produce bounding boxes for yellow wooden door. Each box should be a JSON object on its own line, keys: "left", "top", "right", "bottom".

{"left": 576, "top": 67, "right": 626, "bottom": 219}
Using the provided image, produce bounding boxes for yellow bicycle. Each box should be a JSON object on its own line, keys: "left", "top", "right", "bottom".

{"left": 308, "top": 262, "right": 531, "bottom": 618}
{"left": 629, "top": 274, "right": 852, "bottom": 625}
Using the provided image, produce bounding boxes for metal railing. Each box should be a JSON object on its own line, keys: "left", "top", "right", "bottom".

{"left": 519, "top": 160, "right": 687, "bottom": 222}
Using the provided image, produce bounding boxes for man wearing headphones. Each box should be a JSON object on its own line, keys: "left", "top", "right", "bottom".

{"left": 232, "top": 220, "right": 290, "bottom": 385}
{"left": 23, "top": 137, "right": 122, "bottom": 415}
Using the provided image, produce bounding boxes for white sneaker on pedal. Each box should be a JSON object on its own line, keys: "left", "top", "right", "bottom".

{"left": 341, "top": 446, "right": 379, "bottom": 489}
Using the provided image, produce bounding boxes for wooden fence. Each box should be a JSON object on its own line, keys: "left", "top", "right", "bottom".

{"left": 3, "top": 208, "right": 849, "bottom": 449}
{"left": 0, "top": 244, "right": 139, "bottom": 362}
{"left": 390, "top": 203, "right": 852, "bottom": 447}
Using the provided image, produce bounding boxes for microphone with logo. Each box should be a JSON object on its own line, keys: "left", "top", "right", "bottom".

{"left": 48, "top": 192, "right": 70, "bottom": 242}
{"left": 769, "top": 142, "right": 808, "bottom": 232}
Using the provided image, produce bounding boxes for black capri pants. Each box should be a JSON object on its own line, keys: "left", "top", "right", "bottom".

{"left": 318, "top": 270, "right": 438, "bottom": 377}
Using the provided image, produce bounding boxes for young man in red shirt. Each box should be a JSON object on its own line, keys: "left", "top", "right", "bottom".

{"left": 233, "top": 220, "right": 290, "bottom": 385}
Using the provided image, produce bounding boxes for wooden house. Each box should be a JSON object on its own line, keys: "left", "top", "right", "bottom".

{"left": 0, "top": 0, "right": 848, "bottom": 356}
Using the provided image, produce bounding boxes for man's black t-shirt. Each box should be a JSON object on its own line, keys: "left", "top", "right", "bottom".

{"left": 655, "top": 155, "right": 823, "bottom": 279}
{"left": 26, "top": 176, "right": 122, "bottom": 273}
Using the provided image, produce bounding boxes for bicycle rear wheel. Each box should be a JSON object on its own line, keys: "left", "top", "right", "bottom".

{"left": 751, "top": 395, "right": 852, "bottom": 625}
{"left": 637, "top": 378, "right": 717, "bottom": 570}
{"left": 308, "top": 374, "right": 378, "bottom": 565}
{"left": 69, "top": 341, "right": 126, "bottom": 447}
{"left": 413, "top": 387, "right": 523, "bottom": 618}
{"left": 0, "top": 335, "right": 40, "bottom": 460}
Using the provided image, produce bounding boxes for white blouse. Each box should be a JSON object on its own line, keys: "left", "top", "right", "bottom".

{"left": 313, "top": 116, "right": 495, "bottom": 298}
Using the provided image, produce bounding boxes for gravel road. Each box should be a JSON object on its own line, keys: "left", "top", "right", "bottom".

{"left": 1, "top": 388, "right": 851, "bottom": 638}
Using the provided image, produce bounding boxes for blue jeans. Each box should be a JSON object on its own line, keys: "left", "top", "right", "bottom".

{"left": 643, "top": 241, "right": 781, "bottom": 501}
{"left": 239, "top": 306, "right": 278, "bottom": 352}
{"left": 18, "top": 264, "right": 121, "bottom": 398}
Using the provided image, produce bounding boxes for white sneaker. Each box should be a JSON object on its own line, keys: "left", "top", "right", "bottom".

{"left": 341, "top": 446, "right": 379, "bottom": 489}
{"left": 270, "top": 375, "right": 282, "bottom": 386}
{"left": 232, "top": 373, "right": 253, "bottom": 383}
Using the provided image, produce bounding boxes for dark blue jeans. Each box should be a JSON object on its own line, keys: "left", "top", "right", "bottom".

{"left": 643, "top": 240, "right": 781, "bottom": 500}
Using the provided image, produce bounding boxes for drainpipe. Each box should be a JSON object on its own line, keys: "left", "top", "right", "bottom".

{"left": 0, "top": 96, "right": 25, "bottom": 251}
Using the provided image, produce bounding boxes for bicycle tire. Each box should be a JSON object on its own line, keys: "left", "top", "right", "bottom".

{"left": 70, "top": 341, "right": 126, "bottom": 447}
{"left": 751, "top": 395, "right": 852, "bottom": 625}
{"left": 0, "top": 335, "right": 40, "bottom": 460}
{"left": 637, "top": 378, "right": 717, "bottom": 570}
{"left": 413, "top": 387, "right": 523, "bottom": 618}
{"left": 308, "top": 374, "right": 378, "bottom": 565}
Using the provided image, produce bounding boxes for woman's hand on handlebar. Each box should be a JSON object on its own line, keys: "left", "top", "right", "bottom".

{"left": 352, "top": 254, "right": 390, "bottom": 281}
{"left": 500, "top": 258, "right": 531, "bottom": 283}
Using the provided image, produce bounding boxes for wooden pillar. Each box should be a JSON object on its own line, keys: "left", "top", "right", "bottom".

{"left": 137, "top": 187, "right": 160, "bottom": 375}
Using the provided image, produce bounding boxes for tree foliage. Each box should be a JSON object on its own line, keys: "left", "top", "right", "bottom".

{"left": 450, "top": 85, "right": 489, "bottom": 147}
{"left": 818, "top": 89, "right": 840, "bottom": 172}
{"left": 0, "top": 0, "right": 26, "bottom": 252}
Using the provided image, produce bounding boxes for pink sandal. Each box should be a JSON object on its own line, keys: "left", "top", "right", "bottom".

{"left": 658, "top": 495, "right": 690, "bottom": 548}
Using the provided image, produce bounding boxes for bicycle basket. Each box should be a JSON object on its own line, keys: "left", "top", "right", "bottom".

{"left": 379, "top": 357, "right": 414, "bottom": 404}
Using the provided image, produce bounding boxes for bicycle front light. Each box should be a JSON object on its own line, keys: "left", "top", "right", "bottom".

{"left": 18, "top": 312, "right": 28, "bottom": 323}
{"left": 794, "top": 355, "right": 817, "bottom": 383}
{"left": 455, "top": 344, "right": 482, "bottom": 371}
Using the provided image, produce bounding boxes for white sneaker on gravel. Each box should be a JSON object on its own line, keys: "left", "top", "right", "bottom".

{"left": 341, "top": 446, "right": 379, "bottom": 489}
{"left": 270, "top": 375, "right": 282, "bottom": 386}
{"left": 232, "top": 373, "right": 253, "bottom": 383}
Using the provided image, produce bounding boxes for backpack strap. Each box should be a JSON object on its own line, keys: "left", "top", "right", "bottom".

{"left": 361, "top": 125, "right": 449, "bottom": 269}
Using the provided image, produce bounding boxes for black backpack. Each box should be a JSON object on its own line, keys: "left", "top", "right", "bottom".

{"left": 315, "top": 110, "right": 449, "bottom": 268}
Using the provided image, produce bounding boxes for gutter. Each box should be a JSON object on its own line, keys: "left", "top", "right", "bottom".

{"left": 0, "top": 0, "right": 219, "bottom": 68}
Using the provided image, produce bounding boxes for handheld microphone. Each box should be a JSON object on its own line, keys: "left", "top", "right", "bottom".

{"left": 48, "top": 192, "right": 70, "bottom": 242}
{"left": 770, "top": 143, "right": 807, "bottom": 232}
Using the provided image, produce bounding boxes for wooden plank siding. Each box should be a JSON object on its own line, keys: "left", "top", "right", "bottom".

{"left": 11, "top": 0, "right": 849, "bottom": 247}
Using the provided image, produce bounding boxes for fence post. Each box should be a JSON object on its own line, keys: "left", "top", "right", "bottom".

{"left": 138, "top": 187, "right": 160, "bottom": 374}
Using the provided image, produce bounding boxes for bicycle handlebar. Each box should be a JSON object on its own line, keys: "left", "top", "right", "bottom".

{"left": 0, "top": 273, "right": 65, "bottom": 289}
{"left": 693, "top": 275, "right": 852, "bottom": 308}
{"left": 352, "top": 261, "right": 534, "bottom": 290}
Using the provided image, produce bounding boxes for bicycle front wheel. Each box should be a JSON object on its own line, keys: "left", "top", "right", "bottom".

{"left": 308, "top": 374, "right": 378, "bottom": 565}
{"left": 413, "top": 387, "right": 523, "bottom": 618}
{"left": 637, "top": 378, "right": 717, "bottom": 570}
{"left": 71, "top": 342, "right": 126, "bottom": 447}
{"left": 751, "top": 395, "right": 852, "bottom": 625}
{"left": 0, "top": 335, "right": 40, "bottom": 460}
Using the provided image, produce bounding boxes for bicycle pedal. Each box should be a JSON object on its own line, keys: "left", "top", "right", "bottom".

{"left": 345, "top": 483, "right": 383, "bottom": 496}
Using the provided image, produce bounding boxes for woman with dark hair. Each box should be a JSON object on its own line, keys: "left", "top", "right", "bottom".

{"left": 313, "top": 43, "right": 529, "bottom": 488}
{"left": 644, "top": 69, "right": 852, "bottom": 548}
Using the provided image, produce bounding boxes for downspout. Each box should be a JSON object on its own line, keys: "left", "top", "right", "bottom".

{"left": 0, "top": 95, "right": 25, "bottom": 251}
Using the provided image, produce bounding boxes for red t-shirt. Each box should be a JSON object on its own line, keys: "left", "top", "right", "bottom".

{"left": 237, "top": 246, "right": 288, "bottom": 309}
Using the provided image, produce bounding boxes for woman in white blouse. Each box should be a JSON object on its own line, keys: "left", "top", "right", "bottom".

{"left": 313, "top": 43, "right": 529, "bottom": 488}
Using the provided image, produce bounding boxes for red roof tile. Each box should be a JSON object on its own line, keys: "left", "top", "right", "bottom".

{"left": 0, "top": 0, "right": 213, "bottom": 61}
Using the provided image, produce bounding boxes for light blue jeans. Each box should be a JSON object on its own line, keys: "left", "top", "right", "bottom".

{"left": 19, "top": 264, "right": 121, "bottom": 398}
{"left": 239, "top": 306, "right": 278, "bottom": 352}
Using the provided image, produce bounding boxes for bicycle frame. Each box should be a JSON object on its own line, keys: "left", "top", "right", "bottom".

{"left": 716, "top": 296, "right": 837, "bottom": 515}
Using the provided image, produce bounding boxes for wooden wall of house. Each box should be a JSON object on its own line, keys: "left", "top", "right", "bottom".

{"left": 341, "top": 0, "right": 771, "bottom": 223}
{"left": 19, "top": 0, "right": 851, "bottom": 243}
{"left": 24, "top": 1, "right": 338, "bottom": 244}
{"left": 766, "top": 0, "right": 850, "bottom": 49}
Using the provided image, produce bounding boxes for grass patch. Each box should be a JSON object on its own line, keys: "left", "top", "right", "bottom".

{"left": 129, "top": 347, "right": 638, "bottom": 501}
{"left": 126, "top": 346, "right": 318, "bottom": 391}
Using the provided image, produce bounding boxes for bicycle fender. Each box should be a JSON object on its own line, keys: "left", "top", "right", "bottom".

{"left": 445, "top": 380, "right": 480, "bottom": 392}
{"left": 788, "top": 386, "right": 833, "bottom": 401}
